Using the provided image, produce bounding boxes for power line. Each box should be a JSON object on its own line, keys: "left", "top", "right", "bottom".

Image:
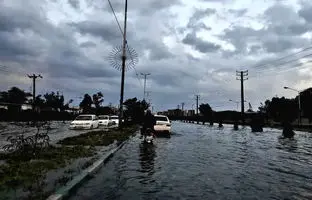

{"left": 133, "top": 67, "right": 143, "bottom": 88}
{"left": 250, "top": 59, "right": 312, "bottom": 78}
{"left": 254, "top": 52, "right": 312, "bottom": 73}
{"left": 107, "top": 0, "right": 124, "bottom": 37}
{"left": 252, "top": 46, "right": 312, "bottom": 70}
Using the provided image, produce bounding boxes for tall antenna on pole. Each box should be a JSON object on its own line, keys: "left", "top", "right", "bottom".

{"left": 118, "top": 0, "right": 128, "bottom": 129}
{"left": 108, "top": 0, "right": 139, "bottom": 129}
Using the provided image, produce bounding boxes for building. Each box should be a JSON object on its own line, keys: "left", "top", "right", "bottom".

{"left": 186, "top": 110, "right": 195, "bottom": 116}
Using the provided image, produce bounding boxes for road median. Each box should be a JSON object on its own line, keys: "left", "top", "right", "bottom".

{"left": 0, "top": 125, "right": 138, "bottom": 200}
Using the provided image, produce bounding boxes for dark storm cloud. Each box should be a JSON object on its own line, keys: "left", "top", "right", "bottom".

{"left": 0, "top": 3, "right": 46, "bottom": 34}
{"left": 189, "top": 8, "right": 216, "bottom": 23}
{"left": 219, "top": 25, "right": 261, "bottom": 55}
{"left": 182, "top": 33, "right": 221, "bottom": 53}
{"left": 0, "top": 1, "right": 119, "bottom": 81}
{"left": 100, "top": 0, "right": 181, "bottom": 15}
{"left": 199, "top": 0, "right": 229, "bottom": 2}
{"left": 184, "top": 8, "right": 215, "bottom": 33}
{"left": 227, "top": 8, "right": 247, "bottom": 17}
{"left": 263, "top": 37, "right": 307, "bottom": 53}
{"left": 219, "top": 3, "right": 312, "bottom": 56}
{"left": 298, "top": 2, "right": 312, "bottom": 23}
{"left": 68, "top": 0, "right": 80, "bottom": 9}
{"left": 80, "top": 41, "right": 97, "bottom": 48}
{"left": 0, "top": 32, "right": 40, "bottom": 59}
{"left": 69, "top": 21, "right": 124, "bottom": 42}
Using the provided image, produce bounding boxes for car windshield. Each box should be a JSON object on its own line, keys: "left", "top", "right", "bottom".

{"left": 110, "top": 116, "right": 118, "bottom": 119}
{"left": 75, "top": 116, "right": 92, "bottom": 120}
{"left": 99, "top": 116, "right": 109, "bottom": 119}
{"left": 155, "top": 116, "right": 168, "bottom": 122}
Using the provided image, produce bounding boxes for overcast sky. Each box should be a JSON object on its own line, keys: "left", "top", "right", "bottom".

{"left": 1, "top": 0, "right": 312, "bottom": 112}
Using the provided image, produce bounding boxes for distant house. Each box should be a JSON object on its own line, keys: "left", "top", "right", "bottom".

{"left": 186, "top": 110, "right": 195, "bottom": 116}
{"left": 21, "top": 104, "right": 32, "bottom": 111}
{"left": 65, "top": 106, "right": 82, "bottom": 114}
{"left": 0, "top": 105, "right": 8, "bottom": 110}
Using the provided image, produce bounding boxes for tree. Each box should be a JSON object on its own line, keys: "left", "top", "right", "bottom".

{"left": 123, "top": 98, "right": 149, "bottom": 123}
{"left": 265, "top": 97, "right": 298, "bottom": 123}
{"left": 0, "top": 87, "right": 29, "bottom": 112}
{"left": 43, "top": 92, "right": 65, "bottom": 111}
{"left": 79, "top": 94, "right": 93, "bottom": 113}
{"left": 199, "top": 103, "right": 213, "bottom": 120}
{"left": 258, "top": 100, "right": 270, "bottom": 122}
{"left": 34, "top": 95, "right": 45, "bottom": 108}
{"left": 92, "top": 92, "right": 104, "bottom": 108}
{"left": 96, "top": 106, "right": 114, "bottom": 115}
{"left": 63, "top": 99, "right": 73, "bottom": 110}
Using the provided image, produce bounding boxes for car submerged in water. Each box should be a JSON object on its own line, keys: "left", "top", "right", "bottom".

{"left": 69, "top": 114, "right": 99, "bottom": 130}
{"left": 154, "top": 115, "right": 171, "bottom": 134}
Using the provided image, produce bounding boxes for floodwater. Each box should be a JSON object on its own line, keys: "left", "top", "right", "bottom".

{"left": 69, "top": 122, "right": 312, "bottom": 199}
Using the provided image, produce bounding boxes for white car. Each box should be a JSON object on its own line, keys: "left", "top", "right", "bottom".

{"left": 69, "top": 114, "right": 99, "bottom": 130}
{"left": 98, "top": 115, "right": 112, "bottom": 126}
{"left": 154, "top": 115, "right": 171, "bottom": 133}
{"left": 110, "top": 115, "right": 124, "bottom": 125}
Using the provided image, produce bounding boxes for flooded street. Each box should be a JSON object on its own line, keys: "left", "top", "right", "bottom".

{"left": 70, "top": 121, "right": 312, "bottom": 200}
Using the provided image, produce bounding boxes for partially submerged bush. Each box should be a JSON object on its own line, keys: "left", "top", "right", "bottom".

{"left": 2, "top": 121, "right": 50, "bottom": 154}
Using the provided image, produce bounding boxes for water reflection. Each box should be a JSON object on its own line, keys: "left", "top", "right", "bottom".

{"left": 277, "top": 137, "right": 298, "bottom": 152}
{"left": 139, "top": 142, "right": 156, "bottom": 175}
{"left": 70, "top": 122, "right": 312, "bottom": 200}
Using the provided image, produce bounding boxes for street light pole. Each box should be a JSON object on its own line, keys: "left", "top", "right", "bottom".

{"left": 118, "top": 0, "right": 128, "bottom": 129}
{"left": 284, "top": 86, "right": 301, "bottom": 126}
{"left": 140, "top": 73, "right": 151, "bottom": 100}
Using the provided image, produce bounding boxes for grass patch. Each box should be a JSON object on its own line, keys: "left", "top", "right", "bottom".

{"left": 0, "top": 145, "right": 95, "bottom": 199}
{"left": 58, "top": 125, "right": 138, "bottom": 146}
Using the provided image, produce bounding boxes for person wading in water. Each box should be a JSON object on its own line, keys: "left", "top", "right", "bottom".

{"left": 141, "top": 109, "right": 156, "bottom": 139}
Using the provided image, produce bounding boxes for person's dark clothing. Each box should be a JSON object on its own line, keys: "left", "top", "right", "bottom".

{"left": 144, "top": 113, "right": 156, "bottom": 128}
{"left": 282, "top": 122, "right": 295, "bottom": 138}
{"left": 141, "top": 112, "right": 156, "bottom": 136}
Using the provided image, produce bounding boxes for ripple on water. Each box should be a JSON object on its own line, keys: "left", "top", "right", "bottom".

{"left": 70, "top": 122, "right": 312, "bottom": 200}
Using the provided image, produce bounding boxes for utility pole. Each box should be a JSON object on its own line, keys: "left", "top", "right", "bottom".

{"left": 141, "top": 73, "right": 151, "bottom": 100}
{"left": 27, "top": 74, "right": 42, "bottom": 111}
{"left": 236, "top": 70, "right": 248, "bottom": 125}
{"left": 145, "top": 91, "right": 151, "bottom": 99}
{"left": 195, "top": 95, "right": 200, "bottom": 124}
{"left": 118, "top": 0, "right": 128, "bottom": 128}
{"left": 181, "top": 102, "right": 185, "bottom": 116}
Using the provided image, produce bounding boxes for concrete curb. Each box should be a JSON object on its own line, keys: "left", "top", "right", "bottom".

{"left": 46, "top": 139, "right": 129, "bottom": 200}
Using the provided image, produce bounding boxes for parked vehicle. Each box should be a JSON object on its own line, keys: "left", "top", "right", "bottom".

{"left": 69, "top": 114, "right": 99, "bottom": 130}
{"left": 98, "top": 115, "right": 112, "bottom": 126}
{"left": 110, "top": 115, "right": 124, "bottom": 125}
{"left": 154, "top": 115, "right": 171, "bottom": 134}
